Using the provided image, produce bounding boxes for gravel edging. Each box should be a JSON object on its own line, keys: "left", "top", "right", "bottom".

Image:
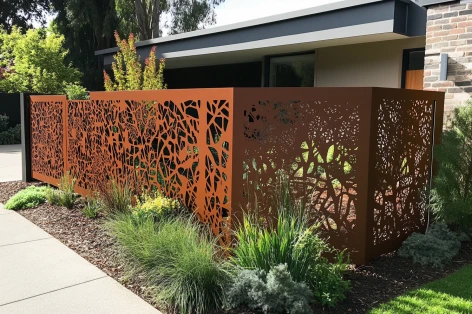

{"left": 2, "top": 181, "right": 472, "bottom": 314}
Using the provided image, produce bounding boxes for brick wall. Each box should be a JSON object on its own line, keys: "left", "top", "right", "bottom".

{"left": 424, "top": 1, "right": 472, "bottom": 114}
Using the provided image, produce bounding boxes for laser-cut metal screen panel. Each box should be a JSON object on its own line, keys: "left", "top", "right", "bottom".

{"left": 31, "top": 90, "right": 234, "bottom": 243}
{"left": 29, "top": 88, "right": 444, "bottom": 264}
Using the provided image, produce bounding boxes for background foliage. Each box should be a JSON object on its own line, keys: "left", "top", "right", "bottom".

{"left": 431, "top": 101, "right": 472, "bottom": 233}
{"left": 0, "top": 26, "right": 83, "bottom": 94}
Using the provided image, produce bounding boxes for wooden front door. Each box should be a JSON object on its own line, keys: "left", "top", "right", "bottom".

{"left": 405, "top": 70, "right": 424, "bottom": 90}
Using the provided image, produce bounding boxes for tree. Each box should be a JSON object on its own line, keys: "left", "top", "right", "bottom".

{"left": 115, "top": 0, "right": 225, "bottom": 40}
{"left": 49, "top": 0, "right": 119, "bottom": 91}
{"left": 0, "top": 26, "right": 83, "bottom": 94}
{"left": 0, "top": 0, "right": 50, "bottom": 31}
{"left": 104, "top": 32, "right": 166, "bottom": 91}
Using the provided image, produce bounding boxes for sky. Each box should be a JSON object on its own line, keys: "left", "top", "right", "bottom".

{"left": 211, "top": 0, "right": 342, "bottom": 28}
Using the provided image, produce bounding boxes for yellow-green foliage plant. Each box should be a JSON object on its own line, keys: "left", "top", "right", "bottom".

{"left": 103, "top": 32, "right": 166, "bottom": 91}
{"left": 133, "top": 190, "right": 180, "bottom": 221}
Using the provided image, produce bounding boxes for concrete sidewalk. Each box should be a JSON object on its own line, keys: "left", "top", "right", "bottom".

{"left": 0, "top": 206, "right": 161, "bottom": 314}
{"left": 0, "top": 144, "right": 22, "bottom": 182}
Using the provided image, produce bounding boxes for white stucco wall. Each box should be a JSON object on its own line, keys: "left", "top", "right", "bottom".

{"left": 315, "top": 37, "right": 426, "bottom": 88}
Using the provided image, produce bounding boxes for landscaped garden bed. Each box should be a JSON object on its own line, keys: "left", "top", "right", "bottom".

{"left": 2, "top": 180, "right": 471, "bottom": 314}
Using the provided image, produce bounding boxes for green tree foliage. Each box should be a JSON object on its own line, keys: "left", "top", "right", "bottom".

{"left": 432, "top": 101, "right": 472, "bottom": 233}
{"left": 49, "top": 0, "right": 119, "bottom": 90}
{"left": 0, "top": 26, "right": 83, "bottom": 94}
{"left": 114, "top": 0, "right": 225, "bottom": 39}
{"left": 104, "top": 32, "right": 166, "bottom": 91}
{"left": 0, "top": 0, "right": 50, "bottom": 31}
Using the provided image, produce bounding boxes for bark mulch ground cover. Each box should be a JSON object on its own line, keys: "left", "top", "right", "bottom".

{"left": 1, "top": 180, "right": 471, "bottom": 314}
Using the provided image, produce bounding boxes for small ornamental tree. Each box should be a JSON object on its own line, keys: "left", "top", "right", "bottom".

{"left": 103, "top": 31, "right": 166, "bottom": 91}
{"left": 432, "top": 101, "right": 472, "bottom": 233}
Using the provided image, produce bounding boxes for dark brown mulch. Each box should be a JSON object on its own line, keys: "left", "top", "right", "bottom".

{"left": 3, "top": 181, "right": 472, "bottom": 314}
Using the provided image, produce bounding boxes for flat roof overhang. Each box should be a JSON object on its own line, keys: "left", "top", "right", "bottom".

{"left": 96, "top": 0, "right": 426, "bottom": 69}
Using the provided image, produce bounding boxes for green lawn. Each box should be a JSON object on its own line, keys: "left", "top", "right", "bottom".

{"left": 370, "top": 265, "right": 472, "bottom": 314}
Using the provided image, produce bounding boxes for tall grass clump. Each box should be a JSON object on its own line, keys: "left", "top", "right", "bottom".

{"left": 99, "top": 179, "right": 133, "bottom": 214}
{"left": 45, "top": 172, "right": 77, "bottom": 209}
{"left": 107, "top": 214, "right": 230, "bottom": 314}
{"left": 231, "top": 173, "right": 350, "bottom": 307}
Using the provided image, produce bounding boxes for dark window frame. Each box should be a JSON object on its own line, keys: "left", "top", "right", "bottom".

{"left": 401, "top": 48, "right": 425, "bottom": 88}
{"left": 263, "top": 50, "right": 316, "bottom": 87}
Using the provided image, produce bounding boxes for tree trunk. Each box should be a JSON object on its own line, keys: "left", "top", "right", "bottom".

{"left": 134, "top": 0, "right": 150, "bottom": 39}
{"left": 151, "top": 0, "right": 160, "bottom": 38}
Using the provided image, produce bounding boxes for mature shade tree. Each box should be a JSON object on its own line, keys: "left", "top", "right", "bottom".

{"left": 0, "top": 26, "right": 82, "bottom": 94}
{"left": 0, "top": 0, "right": 50, "bottom": 31}
{"left": 115, "top": 0, "right": 225, "bottom": 40}
{"left": 49, "top": 0, "right": 119, "bottom": 90}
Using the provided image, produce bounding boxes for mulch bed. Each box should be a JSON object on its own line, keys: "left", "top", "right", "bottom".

{"left": 1, "top": 181, "right": 471, "bottom": 314}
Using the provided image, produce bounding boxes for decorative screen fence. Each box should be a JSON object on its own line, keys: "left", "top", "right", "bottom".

{"left": 29, "top": 88, "right": 444, "bottom": 264}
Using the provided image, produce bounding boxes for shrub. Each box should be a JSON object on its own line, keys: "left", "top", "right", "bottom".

{"left": 4, "top": 186, "right": 48, "bottom": 210}
{"left": 64, "top": 83, "right": 89, "bottom": 100}
{"left": 0, "top": 115, "right": 21, "bottom": 145}
{"left": 82, "top": 193, "right": 101, "bottom": 219}
{"left": 227, "top": 264, "right": 313, "bottom": 314}
{"left": 398, "top": 223, "right": 461, "bottom": 269}
{"left": 0, "top": 114, "right": 9, "bottom": 131}
{"left": 232, "top": 173, "right": 350, "bottom": 307}
{"left": 132, "top": 190, "right": 180, "bottom": 221}
{"left": 431, "top": 101, "right": 472, "bottom": 233}
{"left": 99, "top": 179, "right": 133, "bottom": 215}
{"left": 107, "top": 214, "right": 230, "bottom": 314}
{"left": 103, "top": 32, "right": 166, "bottom": 91}
{"left": 0, "top": 124, "right": 21, "bottom": 145}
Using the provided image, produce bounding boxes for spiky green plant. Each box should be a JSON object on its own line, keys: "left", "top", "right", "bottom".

{"left": 232, "top": 172, "right": 350, "bottom": 307}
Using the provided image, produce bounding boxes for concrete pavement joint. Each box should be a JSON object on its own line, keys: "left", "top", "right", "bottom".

{"left": 0, "top": 237, "right": 52, "bottom": 248}
{"left": 0, "top": 276, "right": 108, "bottom": 307}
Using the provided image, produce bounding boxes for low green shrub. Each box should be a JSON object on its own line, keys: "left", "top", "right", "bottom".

{"left": 232, "top": 174, "right": 350, "bottom": 307}
{"left": 398, "top": 223, "right": 461, "bottom": 269}
{"left": 107, "top": 214, "right": 230, "bottom": 314}
{"left": 0, "top": 124, "right": 21, "bottom": 145}
{"left": 4, "top": 186, "right": 48, "bottom": 210}
{"left": 132, "top": 190, "right": 180, "bottom": 221}
{"left": 99, "top": 179, "right": 132, "bottom": 215}
{"left": 83, "top": 194, "right": 101, "bottom": 219}
{"left": 227, "top": 264, "right": 313, "bottom": 314}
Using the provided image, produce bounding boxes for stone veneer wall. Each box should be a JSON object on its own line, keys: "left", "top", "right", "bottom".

{"left": 424, "top": 1, "right": 472, "bottom": 115}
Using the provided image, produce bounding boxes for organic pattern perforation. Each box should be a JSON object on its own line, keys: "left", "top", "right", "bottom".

{"left": 372, "top": 99, "right": 434, "bottom": 247}
{"left": 65, "top": 96, "right": 232, "bottom": 242}
{"left": 241, "top": 100, "right": 360, "bottom": 249}
{"left": 31, "top": 99, "right": 65, "bottom": 179}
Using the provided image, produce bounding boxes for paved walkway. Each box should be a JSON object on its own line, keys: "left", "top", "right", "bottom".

{"left": 0, "top": 205, "right": 161, "bottom": 314}
{"left": 0, "top": 145, "right": 22, "bottom": 182}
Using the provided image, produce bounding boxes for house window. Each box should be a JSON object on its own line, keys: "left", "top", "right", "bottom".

{"left": 268, "top": 53, "right": 315, "bottom": 87}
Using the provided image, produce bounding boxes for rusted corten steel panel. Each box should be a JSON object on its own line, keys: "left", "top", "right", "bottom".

{"left": 29, "top": 88, "right": 444, "bottom": 264}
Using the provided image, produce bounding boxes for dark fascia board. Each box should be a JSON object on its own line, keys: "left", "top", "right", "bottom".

{"left": 95, "top": 0, "right": 408, "bottom": 56}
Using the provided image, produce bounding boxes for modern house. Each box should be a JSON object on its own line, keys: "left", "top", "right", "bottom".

{"left": 95, "top": 0, "right": 472, "bottom": 115}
